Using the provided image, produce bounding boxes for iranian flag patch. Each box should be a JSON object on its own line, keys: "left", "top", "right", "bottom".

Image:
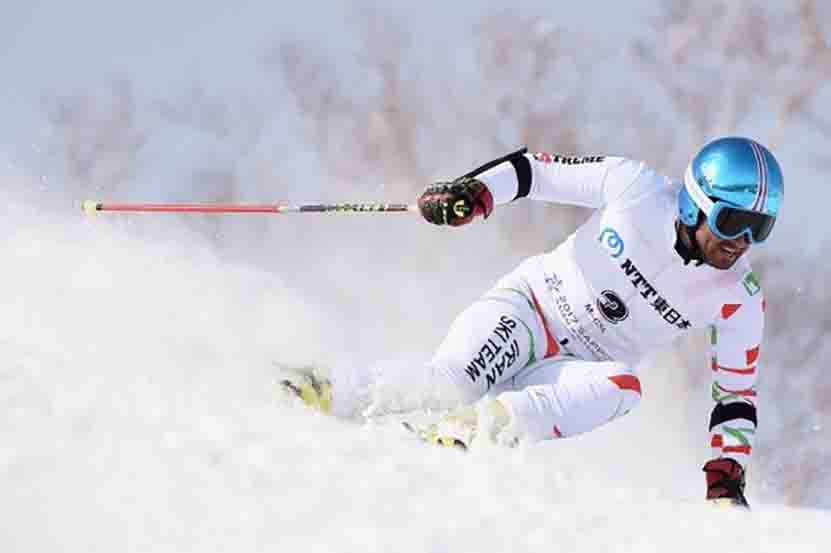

{"left": 742, "top": 271, "right": 761, "bottom": 296}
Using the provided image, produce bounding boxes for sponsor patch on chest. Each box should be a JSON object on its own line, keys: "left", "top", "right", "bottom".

{"left": 618, "top": 258, "right": 692, "bottom": 330}
{"left": 742, "top": 271, "right": 761, "bottom": 296}
{"left": 596, "top": 226, "right": 693, "bottom": 331}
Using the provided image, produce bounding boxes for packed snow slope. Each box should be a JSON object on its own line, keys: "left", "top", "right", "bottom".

{"left": 1, "top": 188, "right": 827, "bottom": 553}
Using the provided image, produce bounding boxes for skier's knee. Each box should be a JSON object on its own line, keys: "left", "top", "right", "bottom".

{"left": 607, "top": 373, "right": 642, "bottom": 418}
{"left": 494, "top": 365, "right": 643, "bottom": 441}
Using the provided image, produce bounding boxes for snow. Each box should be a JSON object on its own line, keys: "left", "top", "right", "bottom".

{"left": 0, "top": 195, "right": 827, "bottom": 553}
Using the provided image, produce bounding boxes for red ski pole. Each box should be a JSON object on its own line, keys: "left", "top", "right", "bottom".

{"left": 82, "top": 200, "right": 419, "bottom": 216}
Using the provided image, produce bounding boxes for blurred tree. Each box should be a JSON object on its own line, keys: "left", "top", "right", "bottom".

{"left": 42, "top": 79, "right": 146, "bottom": 202}
{"left": 634, "top": 0, "right": 831, "bottom": 159}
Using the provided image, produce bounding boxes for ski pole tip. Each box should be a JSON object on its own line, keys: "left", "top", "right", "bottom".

{"left": 82, "top": 200, "right": 101, "bottom": 215}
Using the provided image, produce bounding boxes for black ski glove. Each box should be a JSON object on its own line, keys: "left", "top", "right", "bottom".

{"left": 417, "top": 176, "right": 494, "bottom": 226}
{"left": 703, "top": 457, "right": 750, "bottom": 508}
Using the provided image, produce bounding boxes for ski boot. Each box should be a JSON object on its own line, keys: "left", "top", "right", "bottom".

{"left": 402, "top": 399, "right": 515, "bottom": 451}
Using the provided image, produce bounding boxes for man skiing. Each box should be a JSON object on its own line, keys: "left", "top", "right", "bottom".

{"left": 282, "top": 136, "right": 783, "bottom": 508}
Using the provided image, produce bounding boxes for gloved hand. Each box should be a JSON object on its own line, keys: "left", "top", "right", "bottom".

{"left": 417, "top": 176, "right": 494, "bottom": 226}
{"left": 702, "top": 457, "right": 750, "bottom": 508}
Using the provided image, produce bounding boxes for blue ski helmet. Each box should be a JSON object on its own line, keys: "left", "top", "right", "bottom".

{"left": 678, "top": 137, "right": 784, "bottom": 243}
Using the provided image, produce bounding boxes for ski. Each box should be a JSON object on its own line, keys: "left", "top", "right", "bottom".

{"left": 401, "top": 420, "right": 468, "bottom": 451}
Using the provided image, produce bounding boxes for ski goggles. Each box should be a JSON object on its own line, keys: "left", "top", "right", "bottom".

{"left": 707, "top": 202, "right": 776, "bottom": 243}
{"left": 684, "top": 168, "right": 776, "bottom": 244}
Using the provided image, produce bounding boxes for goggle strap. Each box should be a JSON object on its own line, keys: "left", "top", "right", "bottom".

{"left": 684, "top": 166, "right": 715, "bottom": 216}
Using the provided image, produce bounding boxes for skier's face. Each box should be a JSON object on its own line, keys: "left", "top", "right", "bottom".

{"left": 696, "top": 223, "right": 751, "bottom": 270}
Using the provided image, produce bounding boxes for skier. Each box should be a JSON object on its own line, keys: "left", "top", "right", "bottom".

{"left": 282, "top": 136, "right": 783, "bottom": 508}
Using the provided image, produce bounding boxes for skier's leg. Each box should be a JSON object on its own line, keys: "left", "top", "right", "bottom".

{"left": 427, "top": 284, "right": 557, "bottom": 403}
{"left": 355, "top": 282, "right": 554, "bottom": 418}
{"left": 286, "top": 257, "right": 559, "bottom": 419}
{"left": 489, "top": 357, "right": 642, "bottom": 442}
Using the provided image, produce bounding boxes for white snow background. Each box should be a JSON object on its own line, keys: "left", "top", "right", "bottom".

{"left": 1, "top": 197, "right": 828, "bottom": 552}
{"left": 1, "top": 1, "right": 829, "bottom": 551}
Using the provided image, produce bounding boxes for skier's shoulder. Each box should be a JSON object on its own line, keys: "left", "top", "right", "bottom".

{"left": 602, "top": 157, "right": 678, "bottom": 209}
{"left": 729, "top": 256, "right": 765, "bottom": 296}
{"left": 713, "top": 258, "right": 766, "bottom": 325}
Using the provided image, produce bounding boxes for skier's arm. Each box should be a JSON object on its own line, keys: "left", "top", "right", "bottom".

{"left": 473, "top": 147, "right": 644, "bottom": 209}
{"left": 703, "top": 290, "right": 765, "bottom": 506}
{"left": 417, "top": 147, "right": 645, "bottom": 226}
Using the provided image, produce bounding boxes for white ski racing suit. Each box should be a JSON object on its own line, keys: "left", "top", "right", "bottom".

{"left": 425, "top": 151, "right": 763, "bottom": 468}
{"left": 332, "top": 150, "right": 763, "bottom": 470}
